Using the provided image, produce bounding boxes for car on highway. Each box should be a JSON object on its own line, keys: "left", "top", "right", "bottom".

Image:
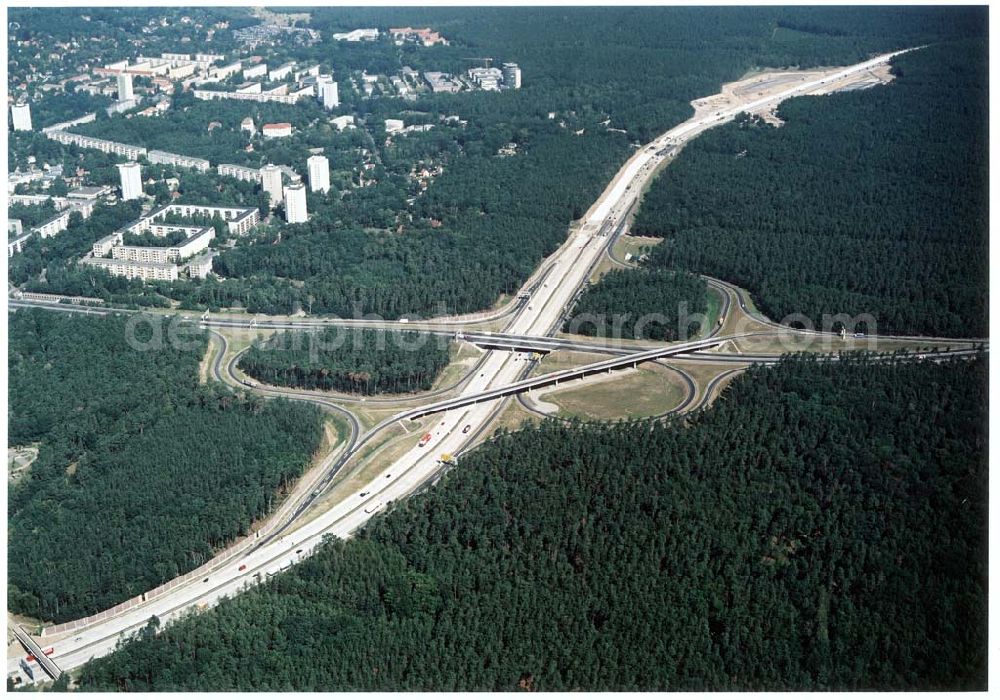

{"left": 462, "top": 425, "right": 472, "bottom": 434}
{"left": 238, "top": 564, "right": 247, "bottom": 572}
{"left": 203, "top": 577, "right": 209, "bottom": 583}
{"left": 360, "top": 491, "right": 369, "bottom": 497}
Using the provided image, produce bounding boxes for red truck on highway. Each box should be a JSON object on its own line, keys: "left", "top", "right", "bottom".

{"left": 418, "top": 433, "right": 432, "bottom": 447}
{"left": 26, "top": 648, "right": 53, "bottom": 663}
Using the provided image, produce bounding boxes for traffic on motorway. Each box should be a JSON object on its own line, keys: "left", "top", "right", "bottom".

{"left": 10, "top": 47, "right": 974, "bottom": 682}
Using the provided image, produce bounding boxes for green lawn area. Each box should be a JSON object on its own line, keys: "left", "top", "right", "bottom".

{"left": 542, "top": 363, "right": 687, "bottom": 420}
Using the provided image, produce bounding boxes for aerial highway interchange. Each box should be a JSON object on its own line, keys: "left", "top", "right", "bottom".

{"left": 6, "top": 46, "right": 986, "bottom": 683}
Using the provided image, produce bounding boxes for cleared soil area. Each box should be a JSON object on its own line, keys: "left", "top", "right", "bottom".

{"left": 692, "top": 62, "right": 896, "bottom": 127}
{"left": 8, "top": 445, "right": 38, "bottom": 483}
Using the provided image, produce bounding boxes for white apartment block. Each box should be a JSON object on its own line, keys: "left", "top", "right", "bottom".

{"left": 113, "top": 246, "right": 172, "bottom": 264}
{"left": 106, "top": 97, "right": 142, "bottom": 116}
{"left": 41, "top": 113, "right": 96, "bottom": 134}
{"left": 212, "top": 61, "right": 242, "bottom": 81}
{"left": 82, "top": 202, "right": 258, "bottom": 281}
{"left": 502, "top": 63, "right": 522, "bottom": 89}
{"left": 117, "top": 72, "right": 134, "bottom": 101}
{"left": 118, "top": 162, "right": 143, "bottom": 201}
{"left": 45, "top": 130, "right": 146, "bottom": 159}
{"left": 66, "top": 199, "right": 97, "bottom": 219}
{"left": 167, "top": 63, "right": 196, "bottom": 80}
{"left": 331, "top": 115, "right": 356, "bottom": 131}
{"left": 332, "top": 28, "right": 379, "bottom": 41}
{"left": 307, "top": 155, "right": 330, "bottom": 193}
{"left": 83, "top": 257, "right": 179, "bottom": 281}
{"left": 218, "top": 163, "right": 262, "bottom": 183}
{"left": 317, "top": 75, "right": 339, "bottom": 109}
{"left": 469, "top": 67, "right": 503, "bottom": 91}
{"left": 284, "top": 182, "right": 308, "bottom": 223}
{"left": 147, "top": 150, "right": 211, "bottom": 172}
{"left": 9, "top": 194, "right": 63, "bottom": 208}
{"left": 25, "top": 202, "right": 95, "bottom": 243}
{"left": 9, "top": 232, "right": 33, "bottom": 257}
{"left": 269, "top": 63, "right": 295, "bottom": 82}
{"left": 187, "top": 253, "right": 214, "bottom": 279}
{"left": 11, "top": 103, "right": 32, "bottom": 131}
{"left": 192, "top": 89, "right": 305, "bottom": 105}
{"left": 294, "top": 65, "right": 320, "bottom": 81}
{"left": 147, "top": 52, "right": 223, "bottom": 72}
{"left": 278, "top": 165, "right": 302, "bottom": 184}
{"left": 262, "top": 123, "right": 293, "bottom": 138}
{"left": 33, "top": 212, "right": 72, "bottom": 238}
{"left": 112, "top": 226, "right": 214, "bottom": 263}
{"left": 146, "top": 203, "right": 260, "bottom": 236}
{"left": 243, "top": 63, "right": 268, "bottom": 80}
{"left": 260, "top": 164, "right": 284, "bottom": 206}
{"left": 92, "top": 232, "right": 123, "bottom": 257}
{"left": 195, "top": 53, "right": 225, "bottom": 66}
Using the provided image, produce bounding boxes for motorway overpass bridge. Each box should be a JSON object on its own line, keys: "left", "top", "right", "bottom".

{"left": 9, "top": 624, "right": 61, "bottom": 683}
{"left": 459, "top": 331, "right": 582, "bottom": 354}
{"left": 384, "top": 335, "right": 986, "bottom": 422}
{"left": 399, "top": 336, "right": 725, "bottom": 420}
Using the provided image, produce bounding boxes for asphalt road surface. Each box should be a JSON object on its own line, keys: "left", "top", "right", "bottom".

{"left": 11, "top": 47, "right": 972, "bottom": 682}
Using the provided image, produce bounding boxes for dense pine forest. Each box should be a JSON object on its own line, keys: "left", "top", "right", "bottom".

{"left": 564, "top": 269, "right": 709, "bottom": 340}
{"left": 8, "top": 310, "right": 324, "bottom": 622}
{"left": 239, "top": 329, "right": 452, "bottom": 394}
{"left": 78, "top": 354, "right": 986, "bottom": 691}
{"left": 628, "top": 39, "right": 987, "bottom": 338}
